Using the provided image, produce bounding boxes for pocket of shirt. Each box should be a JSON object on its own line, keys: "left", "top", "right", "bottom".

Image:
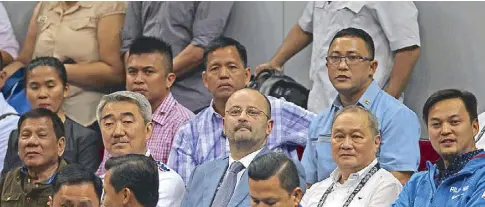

{"left": 68, "top": 17, "right": 97, "bottom": 31}
{"left": 310, "top": 134, "right": 332, "bottom": 146}
{"left": 1, "top": 192, "right": 21, "bottom": 204}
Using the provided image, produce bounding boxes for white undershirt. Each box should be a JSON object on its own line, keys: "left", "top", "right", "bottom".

{"left": 301, "top": 159, "right": 403, "bottom": 207}
{"left": 227, "top": 147, "right": 263, "bottom": 189}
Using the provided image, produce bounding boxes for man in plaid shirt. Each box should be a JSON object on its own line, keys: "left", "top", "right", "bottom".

{"left": 168, "top": 37, "right": 316, "bottom": 184}
{"left": 97, "top": 37, "right": 194, "bottom": 175}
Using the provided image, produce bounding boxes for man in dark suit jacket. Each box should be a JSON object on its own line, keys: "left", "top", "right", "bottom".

{"left": 181, "top": 88, "right": 306, "bottom": 207}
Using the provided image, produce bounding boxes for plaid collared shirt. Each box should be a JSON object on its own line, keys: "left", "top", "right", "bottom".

{"left": 167, "top": 96, "right": 316, "bottom": 184}
{"left": 96, "top": 93, "right": 194, "bottom": 175}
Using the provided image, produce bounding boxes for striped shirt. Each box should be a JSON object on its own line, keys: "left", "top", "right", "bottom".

{"left": 167, "top": 96, "right": 316, "bottom": 184}
{"left": 96, "top": 93, "right": 194, "bottom": 175}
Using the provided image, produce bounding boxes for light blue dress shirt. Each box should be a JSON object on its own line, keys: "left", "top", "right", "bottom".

{"left": 302, "top": 81, "right": 421, "bottom": 184}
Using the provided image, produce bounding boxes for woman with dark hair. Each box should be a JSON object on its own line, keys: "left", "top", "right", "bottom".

{"left": 0, "top": 1, "right": 126, "bottom": 129}
{"left": 2, "top": 57, "right": 103, "bottom": 175}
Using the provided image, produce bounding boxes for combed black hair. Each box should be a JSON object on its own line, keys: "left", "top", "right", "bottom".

{"left": 329, "top": 27, "right": 375, "bottom": 60}
{"left": 128, "top": 36, "right": 174, "bottom": 73}
{"left": 25, "top": 56, "right": 68, "bottom": 87}
{"left": 105, "top": 154, "right": 159, "bottom": 207}
{"left": 423, "top": 89, "right": 478, "bottom": 124}
{"left": 248, "top": 152, "right": 299, "bottom": 193}
{"left": 18, "top": 108, "right": 64, "bottom": 140}
{"left": 203, "top": 36, "right": 248, "bottom": 69}
{"left": 52, "top": 164, "right": 103, "bottom": 201}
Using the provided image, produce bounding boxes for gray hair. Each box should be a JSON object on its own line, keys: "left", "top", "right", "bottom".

{"left": 332, "top": 105, "right": 380, "bottom": 138}
{"left": 96, "top": 91, "right": 152, "bottom": 124}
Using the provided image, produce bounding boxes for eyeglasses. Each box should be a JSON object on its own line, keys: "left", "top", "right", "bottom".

{"left": 226, "top": 107, "right": 269, "bottom": 119}
{"left": 326, "top": 55, "right": 372, "bottom": 66}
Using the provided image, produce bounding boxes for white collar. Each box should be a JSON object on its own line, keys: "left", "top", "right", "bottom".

{"left": 144, "top": 150, "right": 151, "bottom": 157}
{"left": 229, "top": 147, "right": 264, "bottom": 169}
{"left": 330, "top": 159, "right": 378, "bottom": 187}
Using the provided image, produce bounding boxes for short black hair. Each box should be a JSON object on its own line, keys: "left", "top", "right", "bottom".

{"left": 423, "top": 89, "right": 478, "bottom": 124}
{"left": 203, "top": 36, "right": 248, "bottom": 69}
{"left": 25, "top": 56, "right": 68, "bottom": 87}
{"left": 329, "top": 27, "right": 375, "bottom": 60}
{"left": 248, "top": 152, "right": 299, "bottom": 193}
{"left": 105, "top": 154, "right": 159, "bottom": 207}
{"left": 18, "top": 108, "right": 64, "bottom": 140}
{"left": 52, "top": 164, "right": 103, "bottom": 201}
{"left": 128, "top": 36, "right": 173, "bottom": 73}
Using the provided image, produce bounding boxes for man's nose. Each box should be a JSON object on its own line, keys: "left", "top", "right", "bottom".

{"left": 340, "top": 137, "right": 354, "bottom": 149}
{"left": 441, "top": 122, "right": 452, "bottom": 135}
{"left": 337, "top": 57, "right": 350, "bottom": 70}
{"left": 219, "top": 67, "right": 230, "bottom": 78}
{"left": 113, "top": 122, "right": 126, "bottom": 137}
{"left": 133, "top": 73, "right": 145, "bottom": 84}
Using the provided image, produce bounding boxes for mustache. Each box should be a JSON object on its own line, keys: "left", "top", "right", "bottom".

{"left": 112, "top": 137, "right": 130, "bottom": 145}
{"left": 235, "top": 123, "right": 252, "bottom": 131}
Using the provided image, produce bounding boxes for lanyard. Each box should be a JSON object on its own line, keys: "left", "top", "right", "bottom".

{"left": 317, "top": 163, "right": 381, "bottom": 207}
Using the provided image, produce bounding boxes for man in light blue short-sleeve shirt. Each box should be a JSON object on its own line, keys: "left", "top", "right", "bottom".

{"left": 302, "top": 27, "right": 421, "bottom": 186}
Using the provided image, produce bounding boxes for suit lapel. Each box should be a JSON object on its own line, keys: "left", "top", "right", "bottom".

{"left": 202, "top": 158, "right": 229, "bottom": 206}
{"left": 228, "top": 146, "right": 270, "bottom": 207}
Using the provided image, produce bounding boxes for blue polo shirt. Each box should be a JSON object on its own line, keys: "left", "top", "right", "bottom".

{"left": 302, "top": 81, "right": 421, "bottom": 184}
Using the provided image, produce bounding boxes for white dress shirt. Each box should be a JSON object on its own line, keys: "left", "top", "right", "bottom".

{"left": 0, "top": 94, "right": 19, "bottom": 173}
{"left": 298, "top": 1, "right": 421, "bottom": 113}
{"left": 0, "top": 2, "right": 19, "bottom": 59}
{"left": 101, "top": 150, "right": 186, "bottom": 207}
{"left": 300, "top": 159, "right": 402, "bottom": 207}
{"left": 475, "top": 112, "right": 485, "bottom": 149}
{"left": 227, "top": 147, "right": 263, "bottom": 189}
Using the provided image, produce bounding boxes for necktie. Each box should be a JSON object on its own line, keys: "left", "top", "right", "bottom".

{"left": 212, "top": 161, "right": 245, "bottom": 207}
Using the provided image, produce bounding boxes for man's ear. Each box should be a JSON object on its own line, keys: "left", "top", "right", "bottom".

{"left": 374, "top": 135, "right": 382, "bottom": 152}
{"left": 145, "top": 122, "right": 153, "bottom": 142}
{"left": 122, "top": 188, "right": 131, "bottom": 205}
{"left": 472, "top": 118, "right": 479, "bottom": 137}
{"left": 368, "top": 60, "right": 378, "bottom": 78}
{"left": 266, "top": 119, "right": 274, "bottom": 136}
{"left": 244, "top": 67, "right": 251, "bottom": 85}
{"left": 57, "top": 136, "right": 66, "bottom": 157}
{"left": 292, "top": 187, "right": 303, "bottom": 206}
{"left": 202, "top": 71, "right": 209, "bottom": 89}
{"left": 166, "top": 72, "right": 176, "bottom": 89}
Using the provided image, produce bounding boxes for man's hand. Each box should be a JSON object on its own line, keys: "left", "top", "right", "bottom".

{"left": 255, "top": 61, "right": 283, "bottom": 74}
{"left": 255, "top": 24, "right": 313, "bottom": 75}
{"left": 391, "top": 171, "right": 413, "bottom": 185}
{"left": 0, "top": 71, "right": 7, "bottom": 89}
